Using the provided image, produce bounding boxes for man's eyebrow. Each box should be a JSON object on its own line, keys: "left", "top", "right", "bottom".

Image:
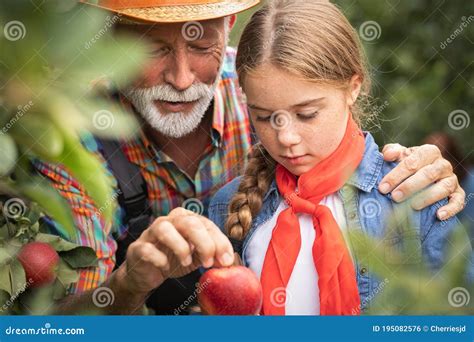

{"left": 151, "top": 31, "right": 220, "bottom": 47}
{"left": 248, "top": 97, "right": 326, "bottom": 113}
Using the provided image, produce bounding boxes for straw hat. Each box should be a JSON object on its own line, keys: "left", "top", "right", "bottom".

{"left": 80, "top": 0, "right": 261, "bottom": 23}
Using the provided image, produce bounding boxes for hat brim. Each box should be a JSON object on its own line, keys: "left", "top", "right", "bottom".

{"left": 82, "top": 0, "right": 260, "bottom": 24}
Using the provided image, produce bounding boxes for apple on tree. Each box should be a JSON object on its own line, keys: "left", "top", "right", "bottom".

{"left": 198, "top": 266, "right": 263, "bottom": 315}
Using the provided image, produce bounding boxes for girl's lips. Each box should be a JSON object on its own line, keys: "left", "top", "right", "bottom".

{"left": 282, "top": 154, "right": 310, "bottom": 165}
{"left": 154, "top": 100, "right": 198, "bottom": 113}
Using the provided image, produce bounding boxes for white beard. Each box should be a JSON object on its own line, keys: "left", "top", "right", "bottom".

{"left": 123, "top": 81, "right": 218, "bottom": 139}
{"left": 123, "top": 25, "right": 229, "bottom": 139}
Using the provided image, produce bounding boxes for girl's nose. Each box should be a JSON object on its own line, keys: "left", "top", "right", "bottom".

{"left": 276, "top": 123, "right": 302, "bottom": 147}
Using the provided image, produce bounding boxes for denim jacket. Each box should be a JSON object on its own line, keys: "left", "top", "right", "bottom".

{"left": 208, "top": 133, "right": 473, "bottom": 312}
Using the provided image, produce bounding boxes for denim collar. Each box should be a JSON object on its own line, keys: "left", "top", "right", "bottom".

{"left": 262, "top": 132, "right": 384, "bottom": 202}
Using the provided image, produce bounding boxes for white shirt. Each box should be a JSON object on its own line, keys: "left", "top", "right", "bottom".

{"left": 245, "top": 193, "right": 348, "bottom": 315}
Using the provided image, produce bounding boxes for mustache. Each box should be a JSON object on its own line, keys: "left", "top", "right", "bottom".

{"left": 126, "top": 83, "right": 214, "bottom": 103}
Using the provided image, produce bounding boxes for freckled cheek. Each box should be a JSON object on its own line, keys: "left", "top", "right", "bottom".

{"left": 307, "top": 125, "right": 347, "bottom": 158}
{"left": 255, "top": 125, "right": 282, "bottom": 156}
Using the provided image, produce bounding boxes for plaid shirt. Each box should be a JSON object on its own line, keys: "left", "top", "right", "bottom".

{"left": 34, "top": 47, "right": 252, "bottom": 294}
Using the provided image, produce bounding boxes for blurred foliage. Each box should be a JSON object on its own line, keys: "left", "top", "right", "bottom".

{"left": 0, "top": 0, "right": 149, "bottom": 236}
{"left": 0, "top": 200, "right": 98, "bottom": 315}
{"left": 349, "top": 205, "right": 473, "bottom": 315}
{"left": 231, "top": 0, "right": 473, "bottom": 161}
{"left": 334, "top": 0, "right": 474, "bottom": 162}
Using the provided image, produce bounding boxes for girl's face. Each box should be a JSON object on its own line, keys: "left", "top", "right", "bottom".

{"left": 244, "top": 63, "right": 362, "bottom": 176}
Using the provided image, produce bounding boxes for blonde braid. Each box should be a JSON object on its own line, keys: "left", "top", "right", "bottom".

{"left": 225, "top": 143, "right": 276, "bottom": 240}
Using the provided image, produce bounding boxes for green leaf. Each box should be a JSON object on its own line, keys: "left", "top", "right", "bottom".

{"left": 40, "top": 105, "right": 115, "bottom": 222}
{"left": 60, "top": 247, "right": 98, "bottom": 269}
{"left": 56, "top": 259, "right": 79, "bottom": 285}
{"left": 35, "top": 233, "right": 81, "bottom": 252}
{"left": 0, "top": 134, "right": 18, "bottom": 177}
{"left": 9, "top": 113, "right": 64, "bottom": 160}
{"left": 58, "top": 135, "right": 114, "bottom": 221}
{"left": 0, "top": 289, "right": 11, "bottom": 314}
{"left": 441, "top": 225, "right": 472, "bottom": 287}
{"left": 0, "top": 248, "right": 13, "bottom": 267}
{"left": 52, "top": 279, "right": 67, "bottom": 301}
{"left": 75, "top": 98, "right": 139, "bottom": 139}
{"left": 9, "top": 258, "right": 26, "bottom": 296}
{"left": 36, "top": 233, "right": 98, "bottom": 268}
{"left": 17, "top": 178, "right": 75, "bottom": 240}
{"left": 64, "top": 34, "right": 149, "bottom": 88}
{"left": 0, "top": 264, "right": 12, "bottom": 296}
{"left": 20, "top": 285, "right": 55, "bottom": 315}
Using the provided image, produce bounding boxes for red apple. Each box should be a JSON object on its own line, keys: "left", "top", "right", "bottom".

{"left": 197, "top": 266, "right": 263, "bottom": 315}
{"left": 17, "top": 242, "right": 59, "bottom": 288}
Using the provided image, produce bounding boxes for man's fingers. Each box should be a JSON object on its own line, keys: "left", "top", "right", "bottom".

{"left": 382, "top": 143, "right": 406, "bottom": 162}
{"left": 128, "top": 241, "right": 170, "bottom": 271}
{"left": 199, "top": 217, "right": 234, "bottom": 267}
{"left": 392, "top": 158, "right": 454, "bottom": 203}
{"left": 437, "top": 186, "right": 466, "bottom": 220}
{"left": 167, "top": 207, "right": 196, "bottom": 219}
{"left": 409, "top": 174, "right": 461, "bottom": 213}
{"left": 379, "top": 144, "right": 441, "bottom": 194}
{"left": 145, "top": 220, "right": 193, "bottom": 267}
{"left": 173, "top": 215, "right": 216, "bottom": 268}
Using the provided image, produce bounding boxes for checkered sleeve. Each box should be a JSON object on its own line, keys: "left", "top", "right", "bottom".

{"left": 33, "top": 144, "right": 120, "bottom": 295}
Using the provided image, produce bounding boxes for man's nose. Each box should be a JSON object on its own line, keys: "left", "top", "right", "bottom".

{"left": 164, "top": 49, "right": 196, "bottom": 91}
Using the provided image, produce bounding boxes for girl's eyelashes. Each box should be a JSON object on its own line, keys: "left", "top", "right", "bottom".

{"left": 255, "top": 112, "right": 319, "bottom": 122}
{"left": 297, "top": 112, "right": 319, "bottom": 120}
{"left": 256, "top": 115, "right": 272, "bottom": 122}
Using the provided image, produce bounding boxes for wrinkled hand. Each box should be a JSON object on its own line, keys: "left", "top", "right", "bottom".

{"left": 380, "top": 144, "right": 465, "bottom": 220}
{"left": 121, "top": 207, "right": 234, "bottom": 295}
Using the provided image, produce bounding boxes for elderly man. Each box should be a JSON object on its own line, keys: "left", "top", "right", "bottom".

{"left": 35, "top": 0, "right": 465, "bottom": 315}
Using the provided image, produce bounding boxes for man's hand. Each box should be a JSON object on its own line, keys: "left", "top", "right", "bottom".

{"left": 380, "top": 144, "right": 465, "bottom": 220}
{"left": 119, "top": 207, "right": 234, "bottom": 295}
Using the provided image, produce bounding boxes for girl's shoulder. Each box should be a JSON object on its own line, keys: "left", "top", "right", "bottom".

{"left": 209, "top": 176, "right": 244, "bottom": 209}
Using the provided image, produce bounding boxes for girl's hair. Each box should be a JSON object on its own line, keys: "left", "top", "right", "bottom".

{"left": 225, "top": 0, "right": 372, "bottom": 240}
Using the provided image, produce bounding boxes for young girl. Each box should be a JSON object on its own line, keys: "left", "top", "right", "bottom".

{"left": 208, "top": 0, "right": 470, "bottom": 315}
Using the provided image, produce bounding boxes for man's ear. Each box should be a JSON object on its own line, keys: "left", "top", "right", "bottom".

{"left": 229, "top": 15, "right": 237, "bottom": 30}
